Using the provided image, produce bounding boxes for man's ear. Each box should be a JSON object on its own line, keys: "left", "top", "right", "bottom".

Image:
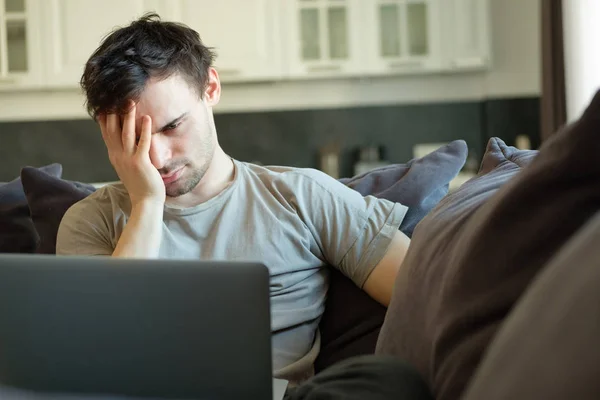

{"left": 204, "top": 67, "right": 221, "bottom": 107}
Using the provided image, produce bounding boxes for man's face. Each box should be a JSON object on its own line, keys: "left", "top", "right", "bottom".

{"left": 134, "top": 71, "right": 220, "bottom": 198}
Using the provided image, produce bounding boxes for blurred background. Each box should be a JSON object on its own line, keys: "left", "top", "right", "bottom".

{"left": 0, "top": 0, "right": 579, "bottom": 183}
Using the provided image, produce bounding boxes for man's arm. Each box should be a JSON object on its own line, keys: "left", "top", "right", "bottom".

{"left": 58, "top": 103, "right": 165, "bottom": 258}
{"left": 111, "top": 200, "right": 163, "bottom": 258}
{"left": 362, "top": 230, "right": 411, "bottom": 306}
{"left": 277, "top": 168, "right": 410, "bottom": 306}
{"left": 56, "top": 194, "right": 162, "bottom": 258}
{"left": 99, "top": 103, "right": 165, "bottom": 258}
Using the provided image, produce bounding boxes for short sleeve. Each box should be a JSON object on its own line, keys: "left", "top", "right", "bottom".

{"left": 276, "top": 169, "right": 408, "bottom": 288}
{"left": 56, "top": 199, "right": 114, "bottom": 256}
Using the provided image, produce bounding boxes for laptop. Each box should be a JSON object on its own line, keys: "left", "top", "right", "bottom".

{"left": 0, "top": 254, "right": 286, "bottom": 400}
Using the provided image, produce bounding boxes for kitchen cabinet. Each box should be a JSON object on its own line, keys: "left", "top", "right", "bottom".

{"left": 282, "top": 0, "right": 363, "bottom": 78}
{"left": 363, "top": 0, "right": 443, "bottom": 75}
{"left": 0, "top": 0, "right": 44, "bottom": 91}
{"left": 0, "top": 0, "right": 493, "bottom": 92}
{"left": 163, "top": 0, "right": 282, "bottom": 83}
{"left": 283, "top": 0, "right": 490, "bottom": 79}
{"left": 42, "top": 0, "right": 160, "bottom": 88}
{"left": 441, "top": 0, "right": 492, "bottom": 70}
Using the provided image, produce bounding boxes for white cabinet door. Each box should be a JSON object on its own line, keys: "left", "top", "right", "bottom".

{"left": 42, "top": 0, "right": 157, "bottom": 88}
{"left": 363, "top": 0, "right": 442, "bottom": 75}
{"left": 0, "top": 0, "right": 44, "bottom": 90}
{"left": 282, "top": 0, "right": 363, "bottom": 78}
{"left": 441, "top": 0, "right": 491, "bottom": 70}
{"left": 165, "top": 0, "right": 282, "bottom": 83}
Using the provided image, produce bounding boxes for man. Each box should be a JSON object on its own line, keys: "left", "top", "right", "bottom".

{"left": 56, "top": 13, "right": 411, "bottom": 387}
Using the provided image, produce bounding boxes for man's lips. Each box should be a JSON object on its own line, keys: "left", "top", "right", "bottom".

{"left": 161, "top": 167, "right": 184, "bottom": 184}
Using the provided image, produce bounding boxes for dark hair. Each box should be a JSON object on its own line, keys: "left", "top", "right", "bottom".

{"left": 80, "top": 12, "right": 216, "bottom": 120}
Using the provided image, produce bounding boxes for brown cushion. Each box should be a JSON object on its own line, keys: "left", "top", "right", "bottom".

{"left": 462, "top": 211, "right": 600, "bottom": 400}
{"left": 375, "top": 136, "right": 536, "bottom": 398}
{"left": 376, "top": 89, "right": 600, "bottom": 400}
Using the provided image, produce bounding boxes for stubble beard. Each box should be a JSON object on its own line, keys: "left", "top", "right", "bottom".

{"left": 165, "top": 159, "right": 211, "bottom": 198}
{"left": 165, "top": 133, "right": 216, "bottom": 198}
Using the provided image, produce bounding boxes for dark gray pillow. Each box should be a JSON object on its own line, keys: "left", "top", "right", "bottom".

{"left": 340, "top": 139, "right": 468, "bottom": 237}
{"left": 21, "top": 166, "right": 96, "bottom": 254}
{"left": 377, "top": 89, "right": 600, "bottom": 400}
{"left": 315, "top": 140, "right": 468, "bottom": 373}
{"left": 0, "top": 164, "right": 63, "bottom": 254}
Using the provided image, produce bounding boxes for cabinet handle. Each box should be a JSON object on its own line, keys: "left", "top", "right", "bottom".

{"left": 306, "top": 65, "right": 342, "bottom": 73}
{"left": 387, "top": 60, "right": 424, "bottom": 69}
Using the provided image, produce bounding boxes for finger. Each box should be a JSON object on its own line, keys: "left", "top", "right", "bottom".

{"left": 106, "top": 113, "right": 122, "bottom": 151}
{"left": 98, "top": 114, "right": 112, "bottom": 148}
{"left": 136, "top": 115, "right": 152, "bottom": 156}
{"left": 122, "top": 100, "right": 136, "bottom": 152}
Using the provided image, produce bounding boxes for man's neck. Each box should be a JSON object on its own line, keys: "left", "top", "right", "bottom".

{"left": 165, "top": 147, "right": 235, "bottom": 209}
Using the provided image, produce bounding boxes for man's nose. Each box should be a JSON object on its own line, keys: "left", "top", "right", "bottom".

{"left": 149, "top": 136, "right": 171, "bottom": 171}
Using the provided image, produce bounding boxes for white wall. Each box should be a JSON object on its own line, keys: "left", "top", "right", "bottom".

{"left": 0, "top": 0, "right": 541, "bottom": 122}
{"left": 562, "top": 0, "right": 600, "bottom": 123}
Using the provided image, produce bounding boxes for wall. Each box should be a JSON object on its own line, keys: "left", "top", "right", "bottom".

{"left": 562, "top": 0, "right": 600, "bottom": 122}
{"left": 0, "top": 0, "right": 542, "bottom": 182}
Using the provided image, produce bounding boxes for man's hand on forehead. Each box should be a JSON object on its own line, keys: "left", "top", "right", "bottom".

{"left": 98, "top": 100, "right": 165, "bottom": 206}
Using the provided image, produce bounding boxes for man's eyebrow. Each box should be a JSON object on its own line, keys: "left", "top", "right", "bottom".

{"left": 156, "top": 112, "right": 188, "bottom": 133}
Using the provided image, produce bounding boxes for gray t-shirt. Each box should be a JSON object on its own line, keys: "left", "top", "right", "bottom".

{"left": 56, "top": 159, "right": 408, "bottom": 384}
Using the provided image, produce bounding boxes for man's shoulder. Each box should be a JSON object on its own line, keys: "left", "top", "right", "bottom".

{"left": 239, "top": 161, "right": 337, "bottom": 191}
{"left": 236, "top": 161, "right": 360, "bottom": 215}
{"left": 56, "top": 183, "right": 128, "bottom": 255}
{"left": 64, "top": 182, "right": 130, "bottom": 220}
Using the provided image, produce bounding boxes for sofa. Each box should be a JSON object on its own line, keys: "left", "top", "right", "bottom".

{"left": 2, "top": 90, "right": 599, "bottom": 399}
